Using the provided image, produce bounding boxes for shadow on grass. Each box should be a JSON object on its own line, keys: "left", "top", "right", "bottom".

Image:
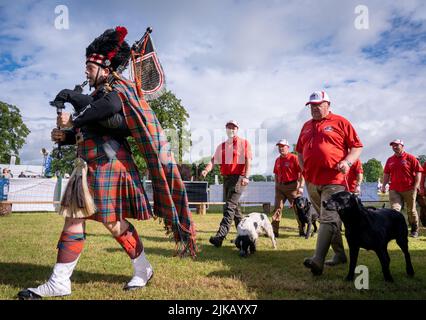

{"left": 209, "top": 246, "right": 424, "bottom": 299}
{"left": 143, "top": 239, "right": 425, "bottom": 299}
{"left": 0, "top": 262, "right": 129, "bottom": 293}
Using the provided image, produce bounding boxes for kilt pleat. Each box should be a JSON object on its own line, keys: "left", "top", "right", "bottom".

{"left": 77, "top": 136, "right": 152, "bottom": 223}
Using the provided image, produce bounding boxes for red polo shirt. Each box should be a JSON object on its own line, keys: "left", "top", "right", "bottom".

{"left": 213, "top": 136, "right": 252, "bottom": 176}
{"left": 384, "top": 152, "right": 423, "bottom": 192}
{"left": 273, "top": 153, "right": 301, "bottom": 183}
{"left": 296, "top": 112, "right": 363, "bottom": 185}
{"left": 346, "top": 159, "right": 363, "bottom": 192}
{"left": 420, "top": 162, "right": 426, "bottom": 194}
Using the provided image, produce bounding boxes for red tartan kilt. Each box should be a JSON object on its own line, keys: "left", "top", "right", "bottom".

{"left": 77, "top": 137, "right": 152, "bottom": 223}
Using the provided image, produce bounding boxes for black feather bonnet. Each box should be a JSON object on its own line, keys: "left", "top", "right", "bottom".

{"left": 86, "top": 26, "right": 130, "bottom": 71}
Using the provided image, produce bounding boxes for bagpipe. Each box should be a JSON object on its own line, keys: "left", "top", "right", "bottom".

{"left": 51, "top": 27, "right": 167, "bottom": 219}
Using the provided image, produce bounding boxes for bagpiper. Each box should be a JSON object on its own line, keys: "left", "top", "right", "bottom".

{"left": 18, "top": 26, "right": 196, "bottom": 300}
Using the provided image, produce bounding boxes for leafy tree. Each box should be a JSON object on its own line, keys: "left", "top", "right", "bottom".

{"left": 362, "top": 158, "right": 383, "bottom": 182}
{"left": 148, "top": 90, "right": 190, "bottom": 164}
{"left": 0, "top": 101, "right": 30, "bottom": 164}
{"left": 417, "top": 155, "right": 426, "bottom": 166}
{"left": 50, "top": 145, "right": 76, "bottom": 177}
{"left": 193, "top": 156, "right": 223, "bottom": 185}
{"left": 250, "top": 174, "right": 266, "bottom": 182}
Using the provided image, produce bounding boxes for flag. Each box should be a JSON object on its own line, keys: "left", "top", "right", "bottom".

{"left": 131, "top": 33, "right": 166, "bottom": 101}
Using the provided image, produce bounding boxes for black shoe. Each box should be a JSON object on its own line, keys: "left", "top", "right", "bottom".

{"left": 17, "top": 289, "right": 42, "bottom": 300}
{"left": 303, "top": 258, "right": 323, "bottom": 276}
{"left": 410, "top": 231, "right": 419, "bottom": 238}
{"left": 410, "top": 224, "right": 419, "bottom": 238}
{"left": 209, "top": 236, "right": 223, "bottom": 248}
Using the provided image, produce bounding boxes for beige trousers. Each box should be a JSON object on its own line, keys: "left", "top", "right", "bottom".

{"left": 306, "top": 183, "right": 345, "bottom": 224}
{"left": 306, "top": 183, "right": 346, "bottom": 266}
{"left": 389, "top": 189, "right": 419, "bottom": 228}
{"left": 271, "top": 181, "right": 301, "bottom": 227}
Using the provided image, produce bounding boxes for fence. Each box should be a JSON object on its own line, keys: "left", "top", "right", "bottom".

{"left": 0, "top": 178, "right": 383, "bottom": 214}
{"left": 0, "top": 178, "right": 210, "bottom": 213}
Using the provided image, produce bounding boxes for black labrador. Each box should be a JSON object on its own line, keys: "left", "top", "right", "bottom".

{"left": 294, "top": 196, "right": 318, "bottom": 239}
{"left": 323, "top": 191, "right": 414, "bottom": 282}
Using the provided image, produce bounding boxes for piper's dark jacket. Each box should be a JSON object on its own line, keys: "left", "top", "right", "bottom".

{"left": 62, "top": 90, "right": 130, "bottom": 146}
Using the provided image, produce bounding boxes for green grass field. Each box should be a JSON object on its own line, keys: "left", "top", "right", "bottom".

{"left": 1, "top": 205, "right": 426, "bottom": 300}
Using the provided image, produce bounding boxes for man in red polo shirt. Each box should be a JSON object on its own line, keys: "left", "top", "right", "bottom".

{"left": 417, "top": 161, "right": 426, "bottom": 227}
{"left": 346, "top": 159, "right": 363, "bottom": 195}
{"left": 296, "top": 90, "right": 363, "bottom": 276}
{"left": 201, "top": 120, "right": 252, "bottom": 247}
{"left": 381, "top": 139, "right": 423, "bottom": 237}
{"left": 271, "top": 139, "right": 305, "bottom": 237}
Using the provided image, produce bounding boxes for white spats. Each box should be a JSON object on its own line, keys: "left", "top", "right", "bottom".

{"left": 27, "top": 258, "right": 79, "bottom": 297}
{"left": 124, "top": 251, "right": 153, "bottom": 290}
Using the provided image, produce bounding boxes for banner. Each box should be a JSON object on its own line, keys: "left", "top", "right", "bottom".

{"left": 132, "top": 32, "right": 166, "bottom": 101}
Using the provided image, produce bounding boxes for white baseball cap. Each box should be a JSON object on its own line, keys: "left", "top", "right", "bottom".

{"left": 390, "top": 139, "right": 404, "bottom": 146}
{"left": 276, "top": 139, "right": 290, "bottom": 147}
{"left": 225, "top": 120, "right": 239, "bottom": 128}
{"left": 305, "top": 90, "right": 331, "bottom": 106}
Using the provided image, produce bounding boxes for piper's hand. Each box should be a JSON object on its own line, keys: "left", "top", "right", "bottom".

{"left": 51, "top": 128, "right": 66, "bottom": 142}
{"left": 337, "top": 160, "right": 350, "bottom": 174}
{"left": 57, "top": 112, "right": 73, "bottom": 129}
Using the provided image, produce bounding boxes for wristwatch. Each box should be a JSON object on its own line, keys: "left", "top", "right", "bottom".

{"left": 345, "top": 160, "right": 353, "bottom": 167}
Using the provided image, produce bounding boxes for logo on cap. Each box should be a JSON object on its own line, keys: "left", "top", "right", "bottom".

{"left": 310, "top": 93, "right": 319, "bottom": 100}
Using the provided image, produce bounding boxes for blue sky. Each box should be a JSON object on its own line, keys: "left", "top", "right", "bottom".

{"left": 362, "top": 15, "right": 426, "bottom": 63}
{"left": 0, "top": 0, "right": 425, "bottom": 174}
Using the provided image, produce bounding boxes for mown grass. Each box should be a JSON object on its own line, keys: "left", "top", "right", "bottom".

{"left": 1, "top": 204, "right": 426, "bottom": 300}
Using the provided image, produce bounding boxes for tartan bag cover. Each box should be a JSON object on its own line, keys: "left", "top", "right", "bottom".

{"left": 113, "top": 77, "right": 197, "bottom": 257}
